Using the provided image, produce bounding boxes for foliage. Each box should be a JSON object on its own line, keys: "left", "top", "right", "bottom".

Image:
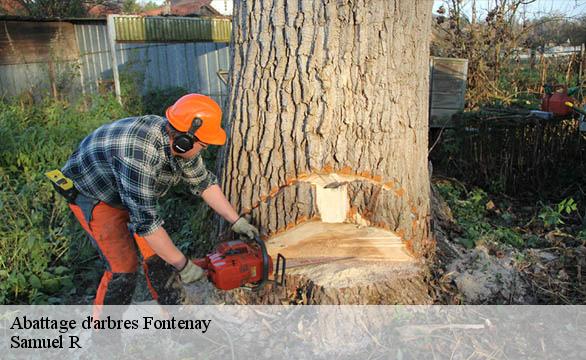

{"left": 141, "top": 1, "right": 160, "bottom": 12}
{"left": 117, "top": 55, "right": 187, "bottom": 117}
{"left": 432, "top": 1, "right": 585, "bottom": 108}
{"left": 142, "top": 87, "right": 189, "bottom": 116}
{"left": 578, "top": 228, "right": 586, "bottom": 241}
{"left": 538, "top": 197, "right": 578, "bottom": 229}
{"left": 0, "top": 0, "right": 162, "bottom": 17}
{"left": 118, "top": 56, "right": 148, "bottom": 116}
{"left": 478, "top": 227, "right": 524, "bottom": 249}
{"left": 122, "top": 0, "right": 161, "bottom": 14}
{"left": 0, "top": 0, "right": 164, "bottom": 17}
{"left": 436, "top": 181, "right": 525, "bottom": 249}
{"left": 0, "top": 95, "right": 128, "bottom": 304}
{"left": 524, "top": 14, "right": 586, "bottom": 48}
{"left": 2, "top": 0, "right": 90, "bottom": 17}
{"left": 121, "top": 0, "right": 141, "bottom": 14}
{"left": 430, "top": 116, "right": 586, "bottom": 197}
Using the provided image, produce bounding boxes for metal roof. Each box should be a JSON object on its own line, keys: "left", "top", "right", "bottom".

{"left": 0, "top": 15, "right": 106, "bottom": 23}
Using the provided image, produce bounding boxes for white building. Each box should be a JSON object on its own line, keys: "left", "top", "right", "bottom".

{"left": 209, "top": 0, "right": 233, "bottom": 16}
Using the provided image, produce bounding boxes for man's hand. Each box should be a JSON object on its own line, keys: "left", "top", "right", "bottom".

{"left": 178, "top": 260, "right": 204, "bottom": 284}
{"left": 231, "top": 217, "right": 260, "bottom": 239}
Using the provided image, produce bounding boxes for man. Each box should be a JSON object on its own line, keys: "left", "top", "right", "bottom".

{"left": 59, "top": 93, "right": 258, "bottom": 305}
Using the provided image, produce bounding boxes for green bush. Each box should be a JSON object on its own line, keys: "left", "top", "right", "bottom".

{"left": 437, "top": 183, "right": 490, "bottom": 245}
{"left": 0, "top": 95, "right": 129, "bottom": 304}
{"left": 538, "top": 197, "right": 578, "bottom": 230}
{"left": 436, "top": 181, "right": 525, "bottom": 249}
{"left": 142, "top": 87, "right": 189, "bottom": 116}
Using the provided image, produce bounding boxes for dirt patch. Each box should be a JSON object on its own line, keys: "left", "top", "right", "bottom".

{"left": 447, "top": 245, "right": 529, "bottom": 303}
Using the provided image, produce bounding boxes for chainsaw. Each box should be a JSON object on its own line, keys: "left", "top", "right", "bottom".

{"left": 192, "top": 235, "right": 286, "bottom": 291}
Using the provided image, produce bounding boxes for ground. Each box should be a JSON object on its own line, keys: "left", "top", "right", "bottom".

{"left": 130, "top": 177, "right": 586, "bottom": 305}
{"left": 429, "top": 178, "right": 586, "bottom": 304}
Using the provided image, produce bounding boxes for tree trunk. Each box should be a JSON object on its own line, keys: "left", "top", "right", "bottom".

{"left": 219, "top": 0, "right": 434, "bottom": 304}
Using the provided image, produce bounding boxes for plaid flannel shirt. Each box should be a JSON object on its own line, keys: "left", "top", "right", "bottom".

{"left": 62, "top": 115, "right": 218, "bottom": 236}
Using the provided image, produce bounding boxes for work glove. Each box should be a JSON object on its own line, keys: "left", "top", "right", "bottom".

{"left": 231, "top": 217, "right": 260, "bottom": 240}
{"left": 178, "top": 260, "right": 204, "bottom": 284}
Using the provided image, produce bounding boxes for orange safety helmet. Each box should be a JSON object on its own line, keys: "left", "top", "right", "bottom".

{"left": 165, "top": 94, "right": 226, "bottom": 145}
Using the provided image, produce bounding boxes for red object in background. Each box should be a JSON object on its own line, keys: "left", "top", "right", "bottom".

{"left": 541, "top": 84, "right": 575, "bottom": 117}
{"left": 193, "top": 240, "right": 273, "bottom": 291}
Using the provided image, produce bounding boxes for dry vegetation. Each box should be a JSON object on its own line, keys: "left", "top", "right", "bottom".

{"left": 427, "top": 0, "right": 586, "bottom": 305}
{"left": 433, "top": 0, "right": 586, "bottom": 108}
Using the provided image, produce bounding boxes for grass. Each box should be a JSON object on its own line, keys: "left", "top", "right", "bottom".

{"left": 435, "top": 176, "right": 584, "bottom": 250}
{"left": 0, "top": 95, "right": 128, "bottom": 303}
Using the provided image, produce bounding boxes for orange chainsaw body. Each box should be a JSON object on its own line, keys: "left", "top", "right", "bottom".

{"left": 541, "top": 84, "right": 575, "bottom": 117}
{"left": 193, "top": 240, "right": 274, "bottom": 291}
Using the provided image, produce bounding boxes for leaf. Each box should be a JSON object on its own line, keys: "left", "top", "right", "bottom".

{"left": 43, "top": 278, "right": 60, "bottom": 293}
{"left": 27, "top": 234, "right": 36, "bottom": 248}
{"left": 54, "top": 266, "right": 69, "bottom": 275}
{"left": 60, "top": 276, "right": 74, "bottom": 290}
{"left": 29, "top": 275, "right": 42, "bottom": 289}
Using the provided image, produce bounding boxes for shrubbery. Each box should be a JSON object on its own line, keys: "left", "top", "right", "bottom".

{"left": 0, "top": 95, "right": 128, "bottom": 303}
{"left": 435, "top": 180, "right": 525, "bottom": 249}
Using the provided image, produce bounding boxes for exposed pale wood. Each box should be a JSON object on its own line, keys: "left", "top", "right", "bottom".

{"left": 268, "top": 221, "right": 413, "bottom": 265}
{"left": 260, "top": 222, "right": 432, "bottom": 304}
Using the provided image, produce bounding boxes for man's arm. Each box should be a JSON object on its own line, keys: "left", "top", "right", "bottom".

{"left": 143, "top": 226, "right": 187, "bottom": 269}
{"left": 201, "top": 184, "right": 260, "bottom": 239}
{"left": 182, "top": 157, "right": 259, "bottom": 238}
{"left": 201, "top": 184, "right": 240, "bottom": 224}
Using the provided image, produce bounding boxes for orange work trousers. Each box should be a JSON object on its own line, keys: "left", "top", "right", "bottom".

{"left": 69, "top": 194, "right": 183, "bottom": 305}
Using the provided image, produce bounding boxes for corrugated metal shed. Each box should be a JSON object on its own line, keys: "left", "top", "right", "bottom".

{"left": 0, "top": 17, "right": 230, "bottom": 107}
{"left": 77, "top": 20, "right": 230, "bottom": 105}
{"left": 429, "top": 57, "right": 468, "bottom": 128}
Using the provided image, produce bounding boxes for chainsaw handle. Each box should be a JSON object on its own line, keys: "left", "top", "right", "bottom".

{"left": 251, "top": 235, "right": 270, "bottom": 291}
{"left": 235, "top": 233, "right": 270, "bottom": 290}
{"left": 544, "top": 84, "right": 568, "bottom": 95}
{"left": 565, "top": 101, "right": 586, "bottom": 116}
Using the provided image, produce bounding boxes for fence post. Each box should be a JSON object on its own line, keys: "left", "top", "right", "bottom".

{"left": 107, "top": 15, "right": 122, "bottom": 104}
{"left": 578, "top": 43, "right": 586, "bottom": 86}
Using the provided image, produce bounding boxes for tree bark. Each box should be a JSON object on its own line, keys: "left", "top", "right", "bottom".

{"left": 218, "top": 0, "right": 434, "bottom": 304}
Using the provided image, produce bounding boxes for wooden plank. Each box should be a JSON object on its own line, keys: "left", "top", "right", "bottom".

{"left": 429, "top": 57, "right": 467, "bottom": 128}
{"left": 0, "top": 21, "right": 78, "bottom": 65}
{"left": 431, "top": 75, "right": 466, "bottom": 93}
{"left": 430, "top": 107, "right": 460, "bottom": 127}
{"left": 106, "top": 15, "right": 121, "bottom": 103}
{"left": 431, "top": 92, "right": 465, "bottom": 108}
{"left": 431, "top": 57, "right": 468, "bottom": 77}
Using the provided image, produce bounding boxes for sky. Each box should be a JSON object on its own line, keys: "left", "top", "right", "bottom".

{"left": 139, "top": 0, "right": 586, "bottom": 19}
{"left": 432, "top": 0, "right": 586, "bottom": 19}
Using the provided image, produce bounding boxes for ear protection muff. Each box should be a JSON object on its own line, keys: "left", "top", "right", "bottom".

{"left": 172, "top": 117, "right": 203, "bottom": 154}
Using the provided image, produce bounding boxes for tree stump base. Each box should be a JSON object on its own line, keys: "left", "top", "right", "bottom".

{"left": 263, "top": 222, "right": 432, "bottom": 304}
{"left": 184, "top": 222, "right": 432, "bottom": 304}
